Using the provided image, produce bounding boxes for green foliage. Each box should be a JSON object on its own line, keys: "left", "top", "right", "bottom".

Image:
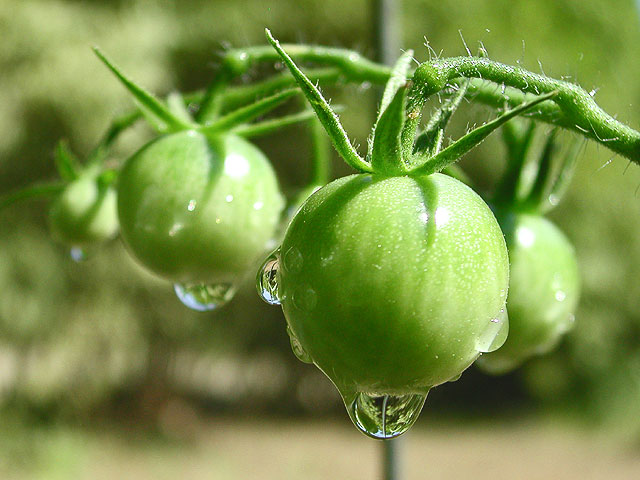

{"left": 2, "top": 0, "right": 640, "bottom": 443}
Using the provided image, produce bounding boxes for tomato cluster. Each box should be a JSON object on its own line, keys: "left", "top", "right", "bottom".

{"left": 2, "top": 35, "right": 592, "bottom": 441}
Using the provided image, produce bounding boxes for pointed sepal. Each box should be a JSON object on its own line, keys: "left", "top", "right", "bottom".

{"left": 54, "top": 140, "right": 81, "bottom": 181}
{"left": 199, "top": 88, "right": 299, "bottom": 135}
{"left": 371, "top": 86, "right": 408, "bottom": 174}
{"left": 367, "top": 49, "right": 414, "bottom": 160}
{"left": 93, "top": 47, "right": 193, "bottom": 133}
{"left": 541, "top": 135, "right": 582, "bottom": 213}
{"left": 265, "top": 29, "right": 372, "bottom": 173}
{"left": 413, "top": 79, "right": 470, "bottom": 158}
{"left": 409, "top": 91, "right": 557, "bottom": 176}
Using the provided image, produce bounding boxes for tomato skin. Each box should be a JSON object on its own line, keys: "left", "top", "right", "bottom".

{"left": 478, "top": 213, "right": 580, "bottom": 374}
{"left": 117, "top": 130, "right": 284, "bottom": 285}
{"left": 277, "top": 173, "right": 509, "bottom": 395}
{"left": 48, "top": 173, "right": 118, "bottom": 247}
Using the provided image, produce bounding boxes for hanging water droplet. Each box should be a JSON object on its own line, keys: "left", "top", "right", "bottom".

{"left": 476, "top": 308, "right": 509, "bottom": 353}
{"left": 286, "top": 326, "right": 312, "bottom": 363}
{"left": 70, "top": 247, "right": 86, "bottom": 262}
{"left": 448, "top": 372, "right": 463, "bottom": 383}
{"left": 257, "top": 248, "right": 281, "bottom": 305}
{"left": 174, "top": 282, "right": 236, "bottom": 311}
{"left": 343, "top": 391, "right": 428, "bottom": 439}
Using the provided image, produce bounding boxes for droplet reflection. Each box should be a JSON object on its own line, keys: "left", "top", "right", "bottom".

{"left": 174, "top": 282, "right": 236, "bottom": 311}
{"left": 344, "top": 391, "right": 428, "bottom": 439}
{"left": 257, "top": 248, "right": 281, "bottom": 305}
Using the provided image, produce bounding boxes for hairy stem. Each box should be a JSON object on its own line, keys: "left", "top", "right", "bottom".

{"left": 405, "top": 56, "right": 640, "bottom": 163}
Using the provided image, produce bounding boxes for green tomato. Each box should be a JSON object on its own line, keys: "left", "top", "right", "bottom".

{"left": 117, "top": 130, "right": 284, "bottom": 289}
{"left": 265, "top": 173, "right": 509, "bottom": 436}
{"left": 48, "top": 171, "right": 118, "bottom": 248}
{"left": 477, "top": 213, "right": 580, "bottom": 374}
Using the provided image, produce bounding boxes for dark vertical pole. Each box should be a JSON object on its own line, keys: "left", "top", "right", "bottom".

{"left": 382, "top": 436, "right": 402, "bottom": 480}
{"left": 372, "top": 1, "right": 403, "bottom": 480}
{"left": 372, "top": 0, "right": 401, "bottom": 67}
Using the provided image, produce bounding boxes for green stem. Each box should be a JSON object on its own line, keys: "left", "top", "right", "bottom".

{"left": 222, "top": 43, "right": 392, "bottom": 83}
{"left": 220, "top": 68, "right": 343, "bottom": 112}
{"left": 405, "top": 56, "right": 640, "bottom": 163}
{"left": 199, "top": 88, "right": 299, "bottom": 135}
{"left": 231, "top": 109, "right": 320, "bottom": 138}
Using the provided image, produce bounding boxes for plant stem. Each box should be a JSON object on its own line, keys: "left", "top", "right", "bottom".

{"left": 404, "top": 56, "right": 640, "bottom": 164}
{"left": 222, "top": 44, "right": 392, "bottom": 83}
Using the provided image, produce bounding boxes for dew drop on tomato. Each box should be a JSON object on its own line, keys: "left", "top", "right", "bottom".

{"left": 257, "top": 248, "right": 281, "bottom": 305}
{"left": 475, "top": 307, "right": 509, "bottom": 353}
{"left": 173, "top": 282, "right": 236, "bottom": 311}
{"left": 341, "top": 390, "right": 428, "bottom": 439}
{"left": 286, "top": 326, "right": 312, "bottom": 364}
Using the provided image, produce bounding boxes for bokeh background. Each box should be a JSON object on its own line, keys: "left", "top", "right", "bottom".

{"left": 2, "top": 0, "right": 640, "bottom": 478}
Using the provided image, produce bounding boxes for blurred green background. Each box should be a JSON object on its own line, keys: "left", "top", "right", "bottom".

{"left": 2, "top": 0, "right": 640, "bottom": 478}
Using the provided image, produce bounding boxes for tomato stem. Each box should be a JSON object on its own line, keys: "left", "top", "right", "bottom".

{"left": 405, "top": 56, "right": 640, "bottom": 164}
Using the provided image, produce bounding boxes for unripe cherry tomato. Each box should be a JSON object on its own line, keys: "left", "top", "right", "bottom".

{"left": 48, "top": 171, "right": 118, "bottom": 248}
{"left": 262, "top": 172, "right": 509, "bottom": 437}
{"left": 477, "top": 213, "right": 580, "bottom": 374}
{"left": 117, "top": 130, "right": 284, "bottom": 289}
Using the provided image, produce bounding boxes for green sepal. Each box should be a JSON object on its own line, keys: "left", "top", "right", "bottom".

{"left": 413, "top": 80, "right": 470, "bottom": 159}
{"left": 266, "top": 29, "right": 372, "bottom": 173}
{"left": 167, "top": 91, "right": 194, "bottom": 123}
{"left": 0, "top": 182, "right": 65, "bottom": 211}
{"left": 199, "top": 88, "right": 299, "bottom": 135}
{"left": 494, "top": 120, "right": 537, "bottom": 206}
{"left": 197, "top": 67, "right": 233, "bottom": 124}
{"left": 367, "top": 50, "right": 414, "bottom": 161}
{"left": 93, "top": 47, "right": 193, "bottom": 133}
{"left": 519, "top": 128, "right": 557, "bottom": 212}
{"left": 54, "top": 140, "right": 81, "bottom": 181}
{"left": 409, "top": 91, "right": 557, "bottom": 176}
{"left": 541, "top": 135, "right": 582, "bottom": 213}
{"left": 370, "top": 86, "right": 408, "bottom": 175}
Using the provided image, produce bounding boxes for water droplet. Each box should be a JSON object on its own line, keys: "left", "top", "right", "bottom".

{"left": 283, "top": 247, "right": 303, "bottom": 273}
{"left": 343, "top": 391, "right": 428, "bottom": 439}
{"left": 174, "top": 282, "right": 236, "bottom": 311}
{"left": 476, "top": 308, "right": 509, "bottom": 353}
{"left": 225, "top": 195, "right": 233, "bottom": 203}
{"left": 555, "top": 290, "right": 566, "bottom": 302}
{"left": 292, "top": 286, "right": 317, "bottom": 311}
{"left": 257, "top": 249, "right": 281, "bottom": 305}
{"left": 548, "top": 193, "right": 559, "bottom": 206}
{"left": 187, "top": 199, "right": 197, "bottom": 211}
{"left": 448, "top": 372, "right": 463, "bottom": 382}
{"left": 286, "top": 326, "right": 312, "bottom": 363}
{"left": 70, "top": 247, "right": 86, "bottom": 262}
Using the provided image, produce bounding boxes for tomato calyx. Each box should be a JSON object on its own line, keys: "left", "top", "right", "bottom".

{"left": 267, "top": 29, "right": 558, "bottom": 179}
